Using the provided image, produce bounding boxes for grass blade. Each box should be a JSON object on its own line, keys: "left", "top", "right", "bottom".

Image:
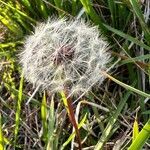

{"left": 103, "top": 72, "right": 150, "bottom": 98}
{"left": 35, "top": 0, "right": 48, "bottom": 18}
{"left": 46, "top": 96, "right": 55, "bottom": 150}
{"left": 72, "top": 0, "right": 77, "bottom": 16}
{"left": 103, "top": 24, "right": 150, "bottom": 51}
{"left": 120, "top": 54, "right": 150, "bottom": 65}
{"left": 0, "top": 113, "right": 4, "bottom": 150}
{"left": 128, "top": 119, "right": 150, "bottom": 150}
{"left": 0, "top": 15, "right": 22, "bottom": 35}
{"left": 129, "top": 0, "right": 150, "bottom": 44}
{"left": 107, "top": 0, "right": 116, "bottom": 27}
{"left": 94, "top": 82, "right": 135, "bottom": 150}
{"left": 132, "top": 116, "right": 139, "bottom": 142}
{"left": 0, "top": 0, "right": 36, "bottom": 23}
{"left": 14, "top": 72, "right": 24, "bottom": 145}
{"left": 80, "top": 0, "right": 107, "bottom": 33}
{"left": 41, "top": 91, "right": 48, "bottom": 141}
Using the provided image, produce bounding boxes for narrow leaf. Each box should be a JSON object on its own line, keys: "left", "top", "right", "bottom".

{"left": 103, "top": 72, "right": 150, "bottom": 98}
{"left": 14, "top": 72, "right": 24, "bottom": 144}
{"left": 0, "top": 113, "right": 4, "bottom": 150}
{"left": 103, "top": 24, "right": 150, "bottom": 51}
{"left": 132, "top": 117, "right": 139, "bottom": 142}
{"left": 41, "top": 91, "right": 48, "bottom": 140}
{"left": 128, "top": 119, "right": 150, "bottom": 150}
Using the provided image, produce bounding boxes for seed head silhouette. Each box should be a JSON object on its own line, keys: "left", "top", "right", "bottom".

{"left": 20, "top": 17, "right": 110, "bottom": 96}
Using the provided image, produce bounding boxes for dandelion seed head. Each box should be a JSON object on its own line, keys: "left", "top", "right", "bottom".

{"left": 20, "top": 17, "right": 110, "bottom": 96}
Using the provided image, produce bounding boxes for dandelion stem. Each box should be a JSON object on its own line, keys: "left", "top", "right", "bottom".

{"left": 61, "top": 91, "right": 82, "bottom": 150}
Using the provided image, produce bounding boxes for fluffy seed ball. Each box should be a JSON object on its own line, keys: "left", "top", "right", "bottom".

{"left": 20, "top": 17, "right": 110, "bottom": 96}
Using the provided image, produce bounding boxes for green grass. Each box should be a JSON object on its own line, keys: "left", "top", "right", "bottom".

{"left": 0, "top": 0, "right": 150, "bottom": 149}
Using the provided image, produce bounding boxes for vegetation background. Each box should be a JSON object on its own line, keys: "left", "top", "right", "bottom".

{"left": 0, "top": 0, "right": 150, "bottom": 149}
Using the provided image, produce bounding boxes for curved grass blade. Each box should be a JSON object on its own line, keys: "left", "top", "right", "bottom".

{"left": 120, "top": 54, "right": 150, "bottom": 65}
{"left": 103, "top": 72, "right": 150, "bottom": 98}
{"left": 103, "top": 24, "right": 150, "bottom": 51}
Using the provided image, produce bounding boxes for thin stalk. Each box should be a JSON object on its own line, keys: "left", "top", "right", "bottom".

{"left": 61, "top": 91, "right": 82, "bottom": 150}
